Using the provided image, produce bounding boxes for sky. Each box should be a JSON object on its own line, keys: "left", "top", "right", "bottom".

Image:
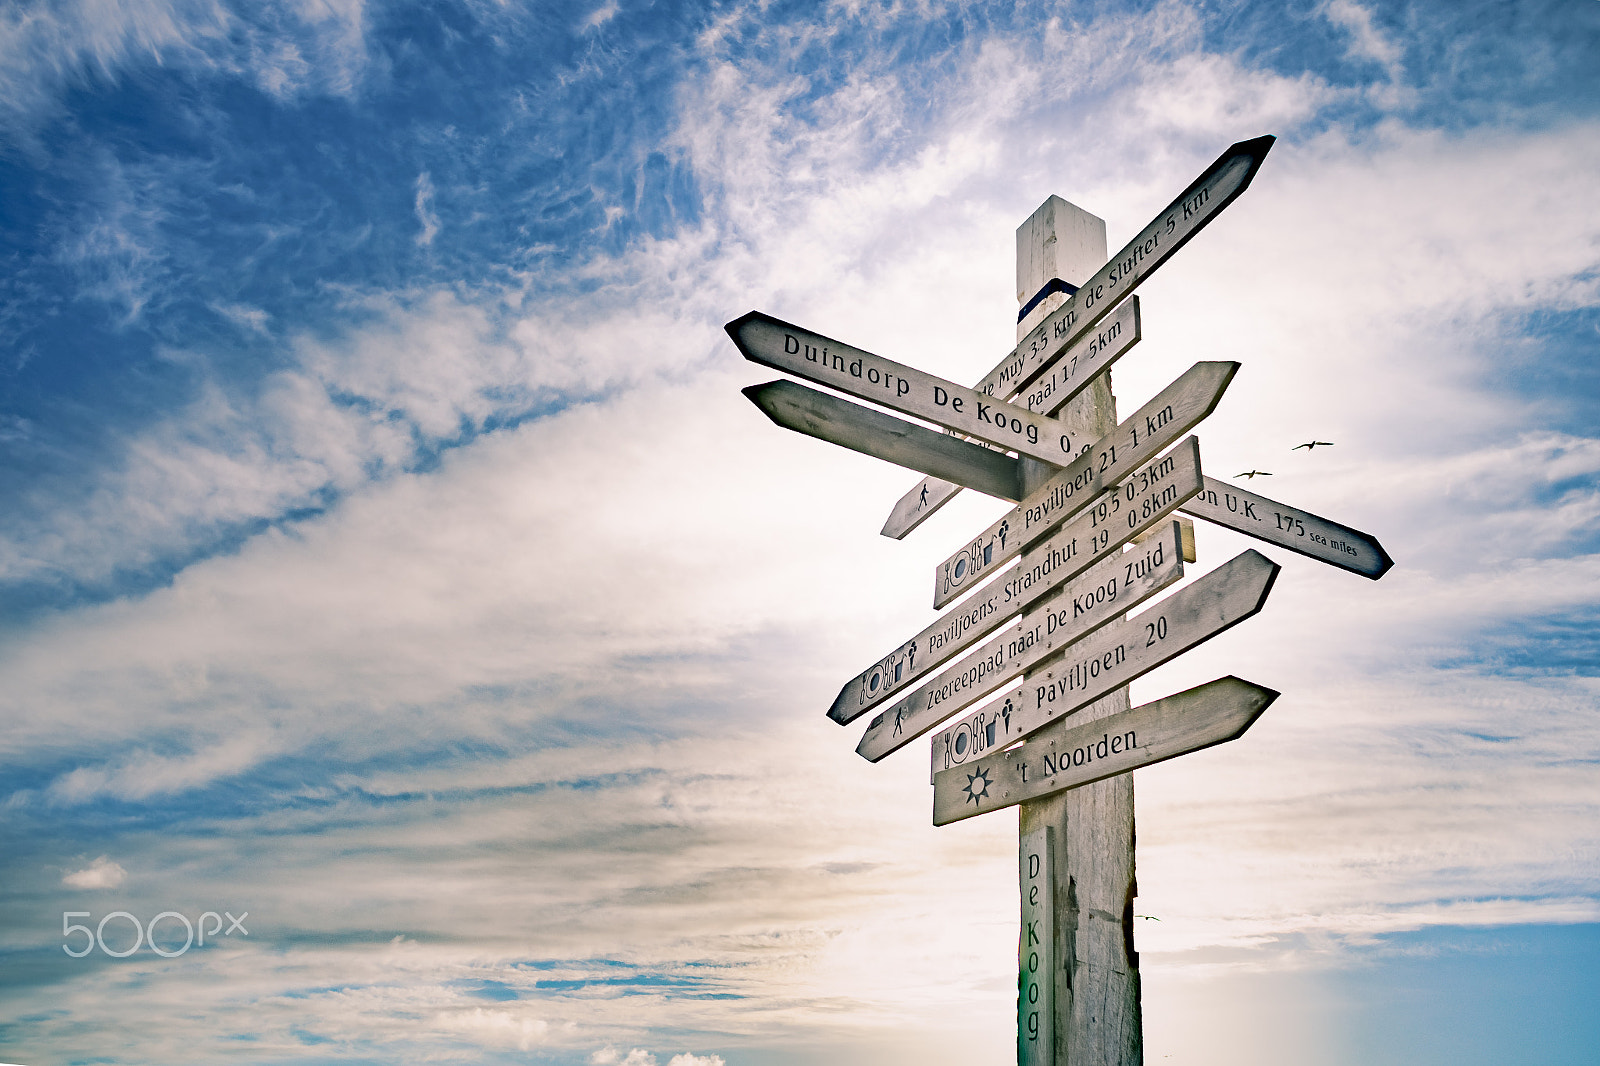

{"left": 1, "top": 0, "right": 1598, "bottom": 1064}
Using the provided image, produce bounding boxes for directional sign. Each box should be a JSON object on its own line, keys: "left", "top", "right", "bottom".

{"left": 900, "top": 549, "right": 1279, "bottom": 771}
{"left": 730, "top": 312, "right": 1088, "bottom": 467}
{"left": 932, "top": 676, "right": 1280, "bottom": 825}
{"left": 830, "top": 516, "right": 1187, "bottom": 724}
{"left": 881, "top": 477, "right": 965, "bottom": 540}
{"left": 1181, "top": 476, "right": 1394, "bottom": 579}
{"left": 1016, "top": 297, "right": 1142, "bottom": 420}
{"left": 743, "top": 380, "right": 1022, "bottom": 501}
{"left": 882, "top": 136, "right": 1276, "bottom": 538}
{"left": 881, "top": 300, "right": 1143, "bottom": 540}
{"left": 842, "top": 523, "right": 1184, "bottom": 730}
{"left": 881, "top": 299, "right": 1142, "bottom": 540}
{"left": 934, "top": 436, "right": 1202, "bottom": 611}
{"left": 933, "top": 362, "right": 1238, "bottom": 602}
{"left": 977, "top": 138, "right": 1274, "bottom": 401}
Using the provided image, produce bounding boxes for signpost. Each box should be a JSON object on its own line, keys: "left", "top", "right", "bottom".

{"left": 728, "top": 139, "right": 1394, "bottom": 1066}
{"left": 881, "top": 135, "right": 1276, "bottom": 539}
{"left": 932, "top": 362, "right": 1237, "bottom": 603}
{"left": 933, "top": 437, "right": 1203, "bottom": 610}
{"left": 934, "top": 677, "right": 1280, "bottom": 825}
{"left": 920, "top": 550, "right": 1280, "bottom": 772}
{"left": 881, "top": 297, "right": 1142, "bottom": 538}
{"left": 847, "top": 523, "right": 1186, "bottom": 736}
{"left": 838, "top": 547, "right": 1275, "bottom": 769}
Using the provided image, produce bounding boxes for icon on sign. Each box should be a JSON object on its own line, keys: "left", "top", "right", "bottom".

{"left": 963, "top": 769, "right": 992, "bottom": 806}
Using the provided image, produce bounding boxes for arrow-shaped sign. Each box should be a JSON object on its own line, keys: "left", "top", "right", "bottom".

{"left": 879, "top": 299, "right": 1142, "bottom": 540}
{"left": 911, "top": 549, "right": 1279, "bottom": 771}
{"left": 1180, "top": 477, "right": 1394, "bottom": 579}
{"left": 881, "top": 135, "right": 1276, "bottom": 539}
{"left": 934, "top": 437, "right": 1202, "bottom": 611}
{"left": 743, "top": 380, "right": 1023, "bottom": 501}
{"left": 828, "top": 517, "right": 1186, "bottom": 725}
{"left": 932, "top": 362, "right": 1237, "bottom": 603}
{"left": 932, "top": 676, "right": 1280, "bottom": 825}
{"left": 840, "top": 523, "right": 1184, "bottom": 729}
{"left": 828, "top": 439, "right": 1200, "bottom": 725}
{"left": 729, "top": 312, "right": 1088, "bottom": 467}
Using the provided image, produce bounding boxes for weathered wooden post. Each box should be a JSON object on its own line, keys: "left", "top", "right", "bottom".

{"left": 1014, "top": 197, "right": 1140, "bottom": 1065}
{"left": 725, "top": 134, "right": 1393, "bottom": 1066}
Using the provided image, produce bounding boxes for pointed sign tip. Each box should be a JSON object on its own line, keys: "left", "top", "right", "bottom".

{"left": 724, "top": 310, "right": 761, "bottom": 343}
{"left": 1364, "top": 537, "right": 1397, "bottom": 580}
{"left": 1233, "top": 133, "right": 1277, "bottom": 158}
{"left": 740, "top": 380, "right": 787, "bottom": 423}
{"left": 1213, "top": 674, "right": 1282, "bottom": 708}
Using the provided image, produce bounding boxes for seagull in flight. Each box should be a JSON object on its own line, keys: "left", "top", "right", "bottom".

{"left": 1293, "top": 440, "right": 1334, "bottom": 451}
{"left": 1234, "top": 470, "right": 1272, "bottom": 479}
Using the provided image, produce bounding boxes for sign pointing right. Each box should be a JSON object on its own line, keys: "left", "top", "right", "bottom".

{"left": 932, "top": 676, "right": 1280, "bottom": 825}
{"left": 1181, "top": 476, "right": 1394, "bottom": 579}
{"left": 881, "top": 135, "right": 1277, "bottom": 539}
{"left": 910, "top": 549, "right": 1280, "bottom": 771}
{"left": 931, "top": 361, "right": 1237, "bottom": 604}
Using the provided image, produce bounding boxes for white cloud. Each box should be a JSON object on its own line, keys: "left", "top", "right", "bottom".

{"left": 414, "top": 172, "right": 440, "bottom": 247}
{"left": 0, "top": 0, "right": 369, "bottom": 137}
{"left": 1322, "top": 0, "right": 1404, "bottom": 74}
{"left": 43, "top": 732, "right": 276, "bottom": 806}
{"left": 62, "top": 855, "right": 128, "bottom": 889}
{"left": 582, "top": 2, "right": 620, "bottom": 32}
{"left": 591, "top": 1050, "right": 655, "bottom": 1066}
{"left": 433, "top": 1007, "right": 550, "bottom": 1050}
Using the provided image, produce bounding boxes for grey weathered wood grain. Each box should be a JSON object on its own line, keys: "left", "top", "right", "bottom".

{"left": 932, "top": 362, "right": 1237, "bottom": 601}
{"left": 832, "top": 523, "right": 1183, "bottom": 728}
{"left": 1180, "top": 476, "right": 1394, "bottom": 579}
{"left": 932, "top": 437, "right": 1202, "bottom": 611}
{"left": 934, "top": 676, "right": 1280, "bottom": 824}
{"left": 1020, "top": 825, "right": 1055, "bottom": 1066}
{"left": 741, "top": 380, "right": 1022, "bottom": 501}
{"left": 880, "top": 476, "right": 964, "bottom": 539}
{"left": 913, "top": 549, "right": 1280, "bottom": 772}
{"left": 731, "top": 313, "right": 1092, "bottom": 467}
{"left": 1015, "top": 196, "right": 1135, "bottom": 1066}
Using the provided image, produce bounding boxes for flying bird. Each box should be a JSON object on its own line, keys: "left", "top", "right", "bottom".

{"left": 1293, "top": 440, "right": 1334, "bottom": 451}
{"left": 1234, "top": 470, "right": 1272, "bottom": 479}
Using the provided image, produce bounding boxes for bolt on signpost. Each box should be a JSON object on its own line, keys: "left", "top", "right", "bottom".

{"left": 727, "top": 136, "right": 1392, "bottom": 1064}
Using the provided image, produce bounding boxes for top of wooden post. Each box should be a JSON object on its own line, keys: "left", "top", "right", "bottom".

{"left": 1016, "top": 195, "right": 1108, "bottom": 305}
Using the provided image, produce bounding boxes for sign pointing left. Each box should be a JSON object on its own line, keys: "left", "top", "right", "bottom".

{"left": 729, "top": 312, "right": 1087, "bottom": 467}
{"left": 743, "top": 380, "right": 1023, "bottom": 501}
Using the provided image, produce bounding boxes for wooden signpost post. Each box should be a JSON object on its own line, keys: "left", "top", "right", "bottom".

{"left": 728, "top": 135, "right": 1392, "bottom": 1064}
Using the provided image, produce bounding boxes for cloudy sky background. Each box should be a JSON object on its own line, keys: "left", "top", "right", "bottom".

{"left": 1, "top": 0, "right": 1598, "bottom": 1063}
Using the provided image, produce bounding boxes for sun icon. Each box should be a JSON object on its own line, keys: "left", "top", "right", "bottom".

{"left": 962, "top": 768, "right": 992, "bottom": 806}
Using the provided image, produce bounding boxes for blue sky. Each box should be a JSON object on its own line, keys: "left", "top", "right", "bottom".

{"left": 1, "top": 0, "right": 1598, "bottom": 1063}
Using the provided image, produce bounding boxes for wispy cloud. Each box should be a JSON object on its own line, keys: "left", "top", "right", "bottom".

{"left": 62, "top": 855, "right": 128, "bottom": 888}
{"left": 414, "top": 171, "right": 440, "bottom": 247}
